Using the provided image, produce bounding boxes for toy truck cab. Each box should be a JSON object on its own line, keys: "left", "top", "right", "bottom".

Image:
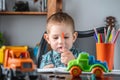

{"left": 5, "top": 49, "right": 36, "bottom": 71}
{"left": 0, "top": 46, "right": 37, "bottom": 80}
{"left": 67, "top": 52, "right": 109, "bottom": 78}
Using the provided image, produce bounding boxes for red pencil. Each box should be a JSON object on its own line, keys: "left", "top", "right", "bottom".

{"left": 61, "top": 32, "right": 65, "bottom": 48}
{"left": 112, "top": 29, "right": 120, "bottom": 44}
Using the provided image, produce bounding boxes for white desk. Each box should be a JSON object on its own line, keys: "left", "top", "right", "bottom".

{"left": 37, "top": 68, "right": 120, "bottom": 80}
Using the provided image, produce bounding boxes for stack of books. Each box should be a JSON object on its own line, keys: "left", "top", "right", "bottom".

{"left": 0, "top": 0, "right": 6, "bottom": 11}
{"left": 36, "top": 0, "right": 47, "bottom": 12}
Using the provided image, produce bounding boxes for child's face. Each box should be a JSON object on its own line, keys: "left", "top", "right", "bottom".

{"left": 45, "top": 23, "right": 77, "bottom": 53}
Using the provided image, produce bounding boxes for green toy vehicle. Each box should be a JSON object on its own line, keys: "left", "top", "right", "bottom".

{"left": 67, "top": 52, "right": 109, "bottom": 78}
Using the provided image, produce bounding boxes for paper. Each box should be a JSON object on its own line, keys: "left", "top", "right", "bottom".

{"left": 104, "top": 70, "right": 120, "bottom": 76}
{"left": 37, "top": 67, "right": 69, "bottom": 74}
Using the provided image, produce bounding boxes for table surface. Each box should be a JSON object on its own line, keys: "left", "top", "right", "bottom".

{"left": 38, "top": 74, "right": 120, "bottom": 80}
{"left": 1, "top": 73, "right": 120, "bottom": 80}
{"left": 37, "top": 69, "right": 120, "bottom": 80}
{"left": 1, "top": 69, "right": 120, "bottom": 80}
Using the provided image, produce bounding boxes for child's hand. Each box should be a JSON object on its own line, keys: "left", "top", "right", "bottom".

{"left": 43, "top": 64, "right": 54, "bottom": 68}
{"left": 61, "top": 48, "right": 75, "bottom": 65}
{"left": 60, "top": 32, "right": 75, "bottom": 65}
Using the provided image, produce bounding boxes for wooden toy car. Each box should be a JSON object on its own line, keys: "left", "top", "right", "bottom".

{"left": 0, "top": 46, "right": 37, "bottom": 80}
{"left": 67, "top": 52, "right": 109, "bottom": 78}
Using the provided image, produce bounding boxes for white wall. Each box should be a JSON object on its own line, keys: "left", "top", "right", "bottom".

{"left": 0, "top": 0, "right": 120, "bottom": 69}
{"left": 63, "top": 0, "right": 120, "bottom": 69}
{"left": 0, "top": 15, "right": 46, "bottom": 47}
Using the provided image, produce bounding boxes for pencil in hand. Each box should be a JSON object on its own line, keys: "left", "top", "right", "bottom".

{"left": 61, "top": 32, "right": 65, "bottom": 48}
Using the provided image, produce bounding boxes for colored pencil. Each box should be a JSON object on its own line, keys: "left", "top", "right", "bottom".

{"left": 105, "top": 27, "right": 111, "bottom": 43}
{"left": 112, "top": 28, "right": 120, "bottom": 44}
{"left": 94, "top": 28, "right": 98, "bottom": 42}
{"left": 61, "top": 32, "right": 65, "bottom": 49}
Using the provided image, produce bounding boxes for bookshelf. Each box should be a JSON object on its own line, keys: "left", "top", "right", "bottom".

{"left": 0, "top": 0, "right": 62, "bottom": 18}
{"left": 0, "top": 11, "right": 47, "bottom": 15}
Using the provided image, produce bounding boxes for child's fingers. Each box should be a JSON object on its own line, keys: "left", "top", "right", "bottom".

{"left": 61, "top": 56, "right": 68, "bottom": 64}
{"left": 61, "top": 48, "right": 71, "bottom": 57}
{"left": 62, "top": 47, "right": 67, "bottom": 52}
{"left": 59, "top": 46, "right": 67, "bottom": 53}
{"left": 43, "top": 64, "right": 54, "bottom": 68}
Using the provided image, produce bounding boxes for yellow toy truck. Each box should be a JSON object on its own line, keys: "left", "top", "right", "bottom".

{"left": 0, "top": 46, "right": 37, "bottom": 80}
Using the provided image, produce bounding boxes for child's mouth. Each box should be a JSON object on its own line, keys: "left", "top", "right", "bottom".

{"left": 59, "top": 47, "right": 62, "bottom": 50}
{"left": 58, "top": 47, "right": 63, "bottom": 53}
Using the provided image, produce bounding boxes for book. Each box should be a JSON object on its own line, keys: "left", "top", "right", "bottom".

{"left": 0, "top": 0, "right": 2, "bottom": 11}
{"left": 2, "top": 0, "right": 5, "bottom": 11}
{"left": 37, "top": 67, "right": 68, "bottom": 74}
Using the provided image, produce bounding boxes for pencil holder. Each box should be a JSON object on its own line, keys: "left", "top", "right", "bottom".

{"left": 96, "top": 43, "right": 115, "bottom": 70}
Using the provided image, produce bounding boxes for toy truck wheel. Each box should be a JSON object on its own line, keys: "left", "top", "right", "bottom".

{"left": 70, "top": 66, "right": 81, "bottom": 77}
{"left": 92, "top": 67, "right": 104, "bottom": 78}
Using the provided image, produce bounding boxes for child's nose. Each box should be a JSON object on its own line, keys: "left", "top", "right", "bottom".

{"left": 58, "top": 37, "right": 64, "bottom": 44}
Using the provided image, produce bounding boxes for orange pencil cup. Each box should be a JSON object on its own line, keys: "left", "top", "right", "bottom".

{"left": 96, "top": 43, "right": 114, "bottom": 70}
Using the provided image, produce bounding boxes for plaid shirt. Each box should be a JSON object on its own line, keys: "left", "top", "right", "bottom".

{"left": 40, "top": 47, "right": 80, "bottom": 69}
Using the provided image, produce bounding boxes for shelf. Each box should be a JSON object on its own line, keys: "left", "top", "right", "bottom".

{"left": 0, "top": 11, "right": 47, "bottom": 15}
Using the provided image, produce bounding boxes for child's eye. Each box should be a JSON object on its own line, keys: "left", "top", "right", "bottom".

{"left": 64, "top": 37, "right": 69, "bottom": 39}
{"left": 53, "top": 37, "right": 58, "bottom": 39}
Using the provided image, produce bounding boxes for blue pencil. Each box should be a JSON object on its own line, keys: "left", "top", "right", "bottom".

{"left": 94, "top": 28, "right": 98, "bottom": 42}
{"left": 94, "top": 33, "right": 98, "bottom": 42}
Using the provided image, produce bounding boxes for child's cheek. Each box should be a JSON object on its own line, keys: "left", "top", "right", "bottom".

{"left": 52, "top": 42, "right": 58, "bottom": 49}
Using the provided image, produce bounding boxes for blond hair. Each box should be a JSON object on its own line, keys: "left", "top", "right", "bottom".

{"left": 46, "top": 12, "right": 75, "bottom": 33}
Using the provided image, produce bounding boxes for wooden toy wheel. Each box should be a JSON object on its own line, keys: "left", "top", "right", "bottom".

{"left": 70, "top": 66, "right": 81, "bottom": 77}
{"left": 92, "top": 67, "right": 104, "bottom": 78}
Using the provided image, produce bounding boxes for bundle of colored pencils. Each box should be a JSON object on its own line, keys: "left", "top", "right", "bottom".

{"left": 94, "top": 27, "right": 120, "bottom": 44}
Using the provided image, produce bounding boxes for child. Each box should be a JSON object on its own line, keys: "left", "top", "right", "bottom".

{"left": 40, "top": 12, "right": 81, "bottom": 68}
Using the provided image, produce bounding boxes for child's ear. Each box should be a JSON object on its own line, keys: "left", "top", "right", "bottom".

{"left": 44, "top": 33, "right": 50, "bottom": 44}
{"left": 73, "top": 31, "right": 78, "bottom": 43}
